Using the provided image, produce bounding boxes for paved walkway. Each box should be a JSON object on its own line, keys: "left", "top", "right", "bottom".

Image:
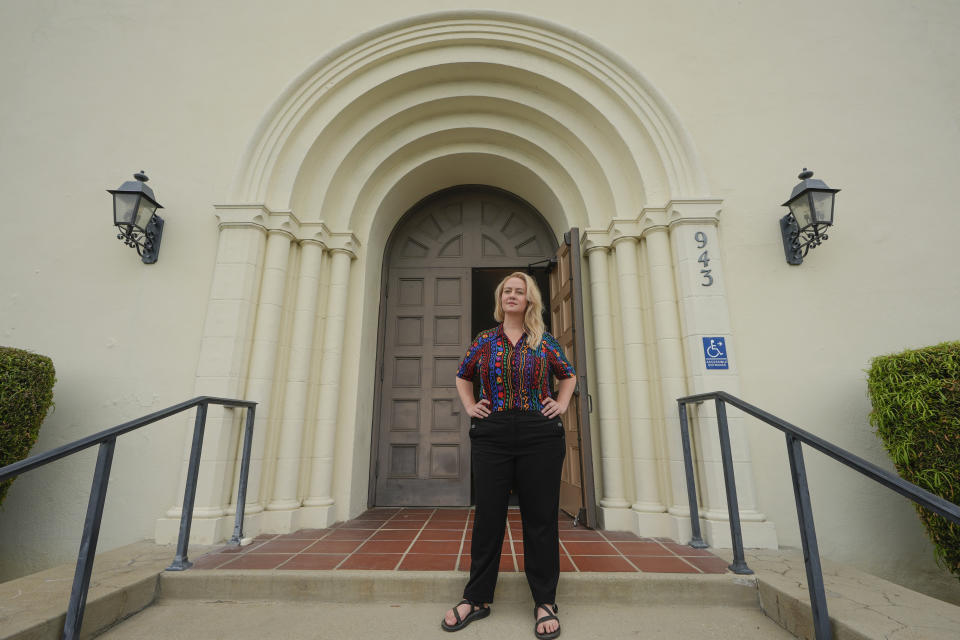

{"left": 191, "top": 507, "right": 729, "bottom": 574}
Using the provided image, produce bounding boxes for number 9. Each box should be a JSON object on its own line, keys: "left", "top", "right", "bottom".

{"left": 695, "top": 231, "right": 707, "bottom": 248}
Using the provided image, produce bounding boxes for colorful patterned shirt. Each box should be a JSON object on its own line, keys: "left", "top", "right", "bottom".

{"left": 456, "top": 324, "right": 576, "bottom": 413}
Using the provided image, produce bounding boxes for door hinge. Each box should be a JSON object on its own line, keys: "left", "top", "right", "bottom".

{"left": 526, "top": 257, "right": 556, "bottom": 272}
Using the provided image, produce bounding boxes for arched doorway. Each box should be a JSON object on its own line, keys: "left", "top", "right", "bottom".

{"left": 370, "top": 185, "right": 557, "bottom": 506}
{"left": 163, "top": 13, "right": 776, "bottom": 551}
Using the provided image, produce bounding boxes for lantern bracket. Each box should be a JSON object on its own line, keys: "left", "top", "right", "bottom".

{"left": 780, "top": 213, "right": 829, "bottom": 265}
{"left": 116, "top": 215, "right": 164, "bottom": 264}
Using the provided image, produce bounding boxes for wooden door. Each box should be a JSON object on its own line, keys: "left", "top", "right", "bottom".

{"left": 376, "top": 267, "right": 472, "bottom": 505}
{"left": 548, "top": 228, "right": 598, "bottom": 528}
{"left": 371, "top": 186, "right": 557, "bottom": 506}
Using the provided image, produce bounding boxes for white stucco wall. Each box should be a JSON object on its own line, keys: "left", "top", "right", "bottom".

{"left": 1, "top": 0, "right": 957, "bottom": 604}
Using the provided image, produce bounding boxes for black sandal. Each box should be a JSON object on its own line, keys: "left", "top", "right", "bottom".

{"left": 534, "top": 603, "right": 561, "bottom": 639}
{"left": 441, "top": 599, "right": 490, "bottom": 632}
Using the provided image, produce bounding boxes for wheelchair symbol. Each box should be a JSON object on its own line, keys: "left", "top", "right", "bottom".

{"left": 705, "top": 339, "right": 724, "bottom": 358}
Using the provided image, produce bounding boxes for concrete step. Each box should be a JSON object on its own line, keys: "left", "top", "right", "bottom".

{"left": 95, "top": 600, "right": 793, "bottom": 640}
{"left": 3, "top": 542, "right": 960, "bottom": 640}
{"left": 156, "top": 569, "right": 760, "bottom": 607}
{"left": 728, "top": 549, "right": 960, "bottom": 640}
{"left": 0, "top": 541, "right": 176, "bottom": 640}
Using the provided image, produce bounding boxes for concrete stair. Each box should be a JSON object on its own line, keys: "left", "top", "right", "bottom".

{"left": 95, "top": 599, "right": 791, "bottom": 639}
{"left": 2, "top": 542, "right": 959, "bottom": 639}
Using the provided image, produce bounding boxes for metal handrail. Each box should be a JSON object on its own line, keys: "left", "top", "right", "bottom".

{"left": 0, "top": 396, "right": 257, "bottom": 640}
{"left": 677, "top": 391, "right": 960, "bottom": 640}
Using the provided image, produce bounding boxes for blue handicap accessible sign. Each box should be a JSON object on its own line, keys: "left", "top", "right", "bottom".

{"left": 702, "top": 337, "right": 728, "bottom": 370}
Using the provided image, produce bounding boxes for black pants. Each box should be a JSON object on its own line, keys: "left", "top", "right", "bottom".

{"left": 462, "top": 410, "right": 566, "bottom": 604}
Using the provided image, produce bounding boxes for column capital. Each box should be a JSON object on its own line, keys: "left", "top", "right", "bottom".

{"left": 214, "top": 204, "right": 270, "bottom": 232}
{"left": 214, "top": 204, "right": 303, "bottom": 237}
{"left": 610, "top": 234, "right": 639, "bottom": 249}
{"left": 329, "top": 247, "right": 357, "bottom": 259}
{"left": 267, "top": 227, "right": 297, "bottom": 241}
{"left": 583, "top": 210, "right": 662, "bottom": 247}
{"left": 327, "top": 231, "right": 360, "bottom": 258}
{"left": 666, "top": 199, "right": 723, "bottom": 227}
{"left": 214, "top": 205, "right": 363, "bottom": 255}
{"left": 583, "top": 198, "right": 723, "bottom": 250}
{"left": 581, "top": 199, "right": 723, "bottom": 246}
{"left": 264, "top": 210, "right": 301, "bottom": 237}
{"left": 638, "top": 206, "right": 669, "bottom": 236}
{"left": 583, "top": 219, "right": 635, "bottom": 250}
{"left": 642, "top": 224, "right": 670, "bottom": 238}
{"left": 298, "top": 221, "right": 330, "bottom": 247}
{"left": 582, "top": 242, "right": 611, "bottom": 256}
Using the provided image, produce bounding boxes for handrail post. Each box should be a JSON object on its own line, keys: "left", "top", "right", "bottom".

{"left": 63, "top": 438, "right": 116, "bottom": 640}
{"left": 678, "top": 400, "right": 707, "bottom": 548}
{"left": 786, "top": 433, "right": 832, "bottom": 640}
{"left": 167, "top": 401, "right": 208, "bottom": 571}
{"left": 229, "top": 405, "right": 257, "bottom": 546}
{"left": 715, "top": 398, "right": 753, "bottom": 575}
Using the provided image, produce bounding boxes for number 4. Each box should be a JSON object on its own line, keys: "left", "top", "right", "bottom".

{"left": 698, "top": 251, "right": 710, "bottom": 268}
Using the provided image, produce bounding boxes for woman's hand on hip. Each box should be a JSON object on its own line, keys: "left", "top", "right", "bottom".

{"left": 540, "top": 396, "right": 568, "bottom": 418}
{"left": 468, "top": 399, "right": 492, "bottom": 418}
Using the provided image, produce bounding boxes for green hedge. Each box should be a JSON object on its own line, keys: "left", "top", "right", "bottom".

{"left": 0, "top": 347, "right": 56, "bottom": 507}
{"left": 867, "top": 341, "right": 960, "bottom": 580}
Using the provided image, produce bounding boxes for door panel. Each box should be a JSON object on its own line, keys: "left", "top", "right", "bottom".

{"left": 377, "top": 268, "right": 471, "bottom": 505}
{"left": 549, "top": 228, "right": 599, "bottom": 528}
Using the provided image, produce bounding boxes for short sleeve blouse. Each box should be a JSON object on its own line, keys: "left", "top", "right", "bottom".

{"left": 456, "top": 324, "right": 575, "bottom": 413}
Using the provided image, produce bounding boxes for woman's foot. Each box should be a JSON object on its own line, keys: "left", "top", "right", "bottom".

{"left": 441, "top": 599, "right": 490, "bottom": 631}
{"left": 534, "top": 603, "right": 560, "bottom": 639}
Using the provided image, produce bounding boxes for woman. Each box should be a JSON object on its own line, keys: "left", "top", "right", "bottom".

{"left": 441, "top": 272, "right": 577, "bottom": 639}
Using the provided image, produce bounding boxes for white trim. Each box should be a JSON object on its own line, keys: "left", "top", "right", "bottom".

{"left": 228, "top": 11, "right": 710, "bottom": 207}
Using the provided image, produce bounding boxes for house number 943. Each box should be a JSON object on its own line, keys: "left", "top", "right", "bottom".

{"left": 695, "top": 231, "right": 713, "bottom": 287}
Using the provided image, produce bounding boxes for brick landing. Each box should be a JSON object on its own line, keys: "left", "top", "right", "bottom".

{"left": 191, "top": 507, "right": 729, "bottom": 573}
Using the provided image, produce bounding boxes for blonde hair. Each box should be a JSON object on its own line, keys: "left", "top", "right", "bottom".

{"left": 493, "top": 271, "right": 545, "bottom": 350}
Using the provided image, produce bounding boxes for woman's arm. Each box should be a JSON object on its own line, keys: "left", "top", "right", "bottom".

{"left": 456, "top": 377, "right": 491, "bottom": 418}
{"left": 541, "top": 375, "right": 577, "bottom": 418}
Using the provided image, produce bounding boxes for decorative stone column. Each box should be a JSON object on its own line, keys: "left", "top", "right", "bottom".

{"left": 301, "top": 246, "right": 356, "bottom": 527}
{"left": 644, "top": 225, "right": 696, "bottom": 538}
{"left": 263, "top": 238, "right": 326, "bottom": 531}
{"left": 225, "top": 228, "right": 294, "bottom": 527}
{"left": 155, "top": 207, "right": 269, "bottom": 545}
{"left": 584, "top": 245, "right": 632, "bottom": 530}
{"left": 668, "top": 200, "right": 777, "bottom": 548}
{"left": 611, "top": 236, "right": 667, "bottom": 532}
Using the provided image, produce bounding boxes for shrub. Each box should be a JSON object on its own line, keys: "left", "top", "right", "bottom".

{"left": 867, "top": 341, "right": 960, "bottom": 580}
{"left": 0, "top": 347, "right": 56, "bottom": 506}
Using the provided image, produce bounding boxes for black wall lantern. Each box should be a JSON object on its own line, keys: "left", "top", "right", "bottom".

{"left": 780, "top": 168, "right": 839, "bottom": 265}
{"left": 108, "top": 171, "right": 164, "bottom": 264}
